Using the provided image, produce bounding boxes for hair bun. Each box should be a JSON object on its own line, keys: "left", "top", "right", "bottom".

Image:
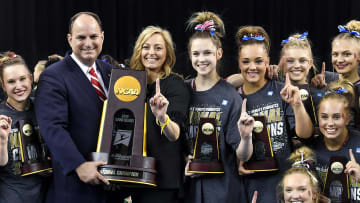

{"left": 346, "top": 20, "right": 360, "bottom": 34}
{"left": 186, "top": 11, "right": 225, "bottom": 39}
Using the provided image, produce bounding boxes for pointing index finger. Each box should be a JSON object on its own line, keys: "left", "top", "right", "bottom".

{"left": 321, "top": 62, "right": 326, "bottom": 76}
{"left": 285, "top": 72, "right": 291, "bottom": 85}
{"left": 242, "top": 98, "right": 247, "bottom": 113}
{"left": 349, "top": 149, "right": 356, "bottom": 162}
{"left": 156, "top": 78, "right": 160, "bottom": 95}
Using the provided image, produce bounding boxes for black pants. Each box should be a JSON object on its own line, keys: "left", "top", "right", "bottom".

{"left": 119, "top": 188, "right": 182, "bottom": 203}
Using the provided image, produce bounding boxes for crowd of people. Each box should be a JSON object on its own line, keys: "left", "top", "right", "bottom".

{"left": 1, "top": 10, "right": 360, "bottom": 203}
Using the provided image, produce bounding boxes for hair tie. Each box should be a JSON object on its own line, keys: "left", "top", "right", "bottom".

{"left": 292, "top": 152, "right": 318, "bottom": 183}
{"left": 194, "top": 20, "right": 216, "bottom": 36}
{"left": 325, "top": 88, "right": 348, "bottom": 95}
{"left": 338, "top": 25, "right": 360, "bottom": 38}
{"left": 0, "top": 53, "right": 17, "bottom": 65}
{"left": 281, "top": 32, "right": 308, "bottom": 45}
{"left": 242, "top": 33, "right": 265, "bottom": 41}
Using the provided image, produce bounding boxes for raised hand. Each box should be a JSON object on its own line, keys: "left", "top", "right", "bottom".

{"left": 75, "top": 161, "right": 110, "bottom": 185}
{"left": 149, "top": 78, "right": 169, "bottom": 123}
{"left": 345, "top": 149, "right": 360, "bottom": 182}
{"left": 310, "top": 62, "right": 326, "bottom": 89}
{"left": 266, "top": 64, "right": 279, "bottom": 79}
{"left": 237, "top": 99, "right": 255, "bottom": 174}
{"left": 280, "top": 73, "right": 302, "bottom": 106}
{"left": 0, "top": 115, "right": 12, "bottom": 166}
{"left": 0, "top": 115, "right": 11, "bottom": 142}
{"left": 238, "top": 99, "right": 254, "bottom": 138}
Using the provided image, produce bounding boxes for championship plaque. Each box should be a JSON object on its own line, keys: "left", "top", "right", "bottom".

{"left": 17, "top": 120, "right": 52, "bottom": 176}
{"left": 90, "top": 69, "right": 157, "bottom": 187}
{"left": 297, "top": 84, "right": 317, "bottom": 125}
{"left": 188, "top": 118, "right": 224, "bottom": 173}
{"left": 244, "top": 116, "right": 278, "bottom": 172}
{"left": 323, "top": 156, "right": 350, "bottom": 203}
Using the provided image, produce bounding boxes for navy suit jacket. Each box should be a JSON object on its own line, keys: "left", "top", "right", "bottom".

{"left": 35, "top": 54, "right": 113, "bottom": 203}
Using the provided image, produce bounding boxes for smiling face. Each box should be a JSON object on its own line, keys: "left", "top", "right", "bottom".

{"left": 283, "top": 173, "right": 316, "bottom": 203}
{"left": 67, "top": 14, "right": 104, "bottom": 67}
{"left": 141, "top": 33, "right": 167, "bottom": 72}
{"left": 332, "top": 39, "right": 359, "bottom": 76}
{"left": 238, "top": 44, "right": 269, "bottom": 86}
{"left": 318, "top": 99, "right": 349, "bottom": 140}
{"left": 1, "top": 64, "right": 32, "bottom": 107}
{"left": 282, "top": 48, "right": 312, "bottom": 85}
{"left": 190, "top": 38, "right": 222, "bottom": 77}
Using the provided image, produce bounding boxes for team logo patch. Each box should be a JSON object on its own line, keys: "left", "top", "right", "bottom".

{"left": 356, "top": 147, "right": 360, "bottom": 153}
{"left": 267, "top": 91, "right": 273, "bottom": 96}
{"left": 317, "top": 93, "right": 323, "bottom": 97}
{"left": 222, "top": 100, "right": 228, "bottom": 106}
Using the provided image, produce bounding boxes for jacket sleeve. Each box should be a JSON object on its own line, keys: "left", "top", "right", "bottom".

{"left": 35, "top": 70, "right": 86, "bottom": 176}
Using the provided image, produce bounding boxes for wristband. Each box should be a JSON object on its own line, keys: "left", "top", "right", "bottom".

{"left": 156, "top": 114, "right": 170, "bottom": 135}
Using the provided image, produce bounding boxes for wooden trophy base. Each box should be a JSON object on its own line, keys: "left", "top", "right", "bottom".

{"left": 244, "top": 157, "right": 278, "bottom": 172}
{"left": 21, "top": 161, "right": 52, "bottom": 176}
{"left": 91, "top": 152, "right": 157, "bottom": 187}
{"left": 323, "top": 156, "right": 350, "bottom": 202}
{"left": 188, "top": 160, "right": 224, "bottom": 174}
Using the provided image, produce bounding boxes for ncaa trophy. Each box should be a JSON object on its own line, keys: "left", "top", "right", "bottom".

{"left": 323, "top": 156, "right": 350, "bottom": 203}
{"left": 188, "top": 117, "right": 224, "bottom": 174}
{"left": 17, "top": 120, "right": 52, "bottom": 176}
{"left": 90, "top": 69, "right": 157, "bottom": 187}
{"left": 244, "top": 116, "right": 278, "bottom": 172}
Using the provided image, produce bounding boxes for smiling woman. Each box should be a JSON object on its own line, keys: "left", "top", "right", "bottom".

{"left": 0, "top": 51, "right": 50, "bottom": 203}
{"left": 277, "top": 146, "right": 320, "bottom": 203}
{"left": 235, "top": 25, "right": 314, "bottom": 203}
{"left": 183, "top": 11, "right": 245, "bottom": 203}
{"left": 125, "top": 26, "right": 190, "bottom": 203}
{"left": 306, "top": 79, "right": 360, "bottom": 202}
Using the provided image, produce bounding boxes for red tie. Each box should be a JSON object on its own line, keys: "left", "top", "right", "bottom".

{"left": 89, "top": 67, "right": 106, "bottom": 101}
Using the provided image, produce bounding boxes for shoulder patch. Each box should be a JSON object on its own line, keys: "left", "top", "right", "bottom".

{"left": 222, "top": 99, "right": 228, "bottom": 106}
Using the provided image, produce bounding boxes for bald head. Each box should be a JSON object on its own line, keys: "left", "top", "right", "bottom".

{"left": 69, "top": 12, "right": 102, "bottom": 34}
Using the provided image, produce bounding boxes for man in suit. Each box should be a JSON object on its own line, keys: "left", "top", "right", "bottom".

{"left": 35, "top": 12, "right": 113, "bottom": 203}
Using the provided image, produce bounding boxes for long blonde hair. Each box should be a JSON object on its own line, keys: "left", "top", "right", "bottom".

{"left": 130, "top": 26, "right": 175, "bottom": 79}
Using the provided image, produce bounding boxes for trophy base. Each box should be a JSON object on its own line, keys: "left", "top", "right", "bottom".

{"left": 90, "top": 152, "right": 157, "bottom": 187}
{"left": 244, "top": 158, "right": 278, "bottom": 172}
{"left": 188, "top": 160, "right": 224, "bottom": 174}
{"left": 21, "top": 160, "right": 52, "bottom": 176}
